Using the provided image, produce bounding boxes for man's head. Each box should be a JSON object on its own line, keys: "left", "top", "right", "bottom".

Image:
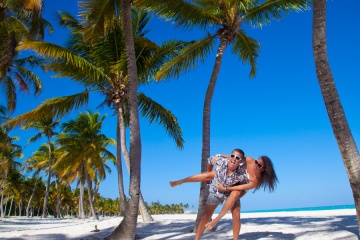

{"left": 228, "top": 148, "right": 244, "bottom": 170}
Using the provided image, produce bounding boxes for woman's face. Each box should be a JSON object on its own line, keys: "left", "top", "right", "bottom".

{"left": 254, "top": 157, "right": 265, "bottom": 171}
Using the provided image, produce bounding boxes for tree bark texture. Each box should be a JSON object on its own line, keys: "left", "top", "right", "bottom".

{"left": 110, "top": 0, "right": 142, "bottom": 238}
{"left": 312, "top": 0, "right": 360, "bottom": 235}
{"left": 195, "top": 36, "right": 228, "bottom": 232}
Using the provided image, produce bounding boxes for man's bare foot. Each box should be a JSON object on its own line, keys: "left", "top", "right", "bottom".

{"left": 169, "top": 181, "right": 181, "bottom": 187}
{"left": 205, "top": 219, "right": 219, "bottom": 230}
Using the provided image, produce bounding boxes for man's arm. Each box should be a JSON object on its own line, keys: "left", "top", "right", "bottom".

{"left": 215, "top": 181, "right": 258, "bottom": 192}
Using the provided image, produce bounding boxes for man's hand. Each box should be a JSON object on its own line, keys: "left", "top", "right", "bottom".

{"left": 215, "top": 182, "right": 226, "bottom": 191}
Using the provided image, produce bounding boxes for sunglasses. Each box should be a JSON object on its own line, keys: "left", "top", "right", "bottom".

{"left": 230, "top": 154, "right": 242, "bottom": 161}
{"left": 255, "top": 160, "right": 264, "bottom": 169}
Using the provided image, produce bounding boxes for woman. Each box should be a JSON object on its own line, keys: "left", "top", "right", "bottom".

{"left": 206, "top": 155, "right": 278, "bottom": 231}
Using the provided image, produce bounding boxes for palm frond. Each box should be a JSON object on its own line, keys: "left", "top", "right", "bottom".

{"left": 243, "top": 0, "right": 311, "bottom": 28}
{"left": 232, "top": 30, "right": 260, "bottom": 78}
{"left": 78, "top": 0, "right": 121, "bottom": 42}
{"left": 3, "top": 76, "right": 17, "bottom": 113}
{"left": 138, "top": 93, "right": 184, "bottom": 149}
{"left": 3, "top": 92, "right": 90, "bottom": 129}
{"left": 57, "top": 11, "right": 84, "bottom": 34}
{"left": 132, "top": 8, "right": 151, "bottom": 37}
{"left": 135, "top": 0, "right": 219, "bottom": 30}
{"left": 14, "top": 71, "right": 30, "bottom": 94}
{"left": 16, "top": 66, "right": 42, "bottom": 95}
{"left": 17, "top": 40, "right": 111, "bottom": 84}
{"left": 154, "top": 34, "right": 216, "bottom": 80}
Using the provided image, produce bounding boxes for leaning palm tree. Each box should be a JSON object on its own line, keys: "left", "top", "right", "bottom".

{"left": 136, "top": 0, "right": 311, "bottom": 231}
{"left": 312, "top": 0, "right": 360, "bottom": 233}
{"left": 25, "top": 142, "right": 57, "bottom": 217}
{"left": 22, "top": 117, "right": 60, "bottom": 218}
{"left": 0, "top": 0, "right": 52, "bottom": 113}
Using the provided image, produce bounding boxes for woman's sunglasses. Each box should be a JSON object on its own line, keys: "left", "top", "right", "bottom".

{"left": 255, "top": 160, "right": 264, "bottom": 169}
{"left": 230, "top": 154, "right": 242, "bottom": 161}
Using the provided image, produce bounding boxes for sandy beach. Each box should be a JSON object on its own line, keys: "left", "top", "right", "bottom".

{"left": 0, "top": 209, "right": 358, "bottom": 240}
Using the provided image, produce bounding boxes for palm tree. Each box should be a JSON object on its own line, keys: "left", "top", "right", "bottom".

{"left": 55, "top": 111, "right": 116, "bottom": 220}
{"left": 0, "top": 0, "right": 51, "bottom": 113}
{"left": 108, "top": 0, "right": 141, "bottom": 237}
{"left": 25, "top": 142, "right": 57, "bottom": 217}
{"left": 23, "top": 117, "right": 59, "bottom": 218}
{"left": 0, "top": 130, "right": 23, "bottom": 218}
{"left": 136, "top": 0, "right": 311, "bottom": 231}
{"left": 312, "top": 0, "right": 360, "bottom": 233}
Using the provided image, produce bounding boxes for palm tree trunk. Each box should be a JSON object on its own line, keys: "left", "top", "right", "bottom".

{"left": 312, "top": 0, "right": 360, "bottom": 235}
{"left": 116, "top": 113, "right": 127, "bottom": 216}
{"left": 0, "top": 191, "right": 4, "bottom": 218}
{"left": 79, "top": 183, "right": 85, "bottom": 219}
{"left": 109, "top": 0, "right": 142, "bottom": 238}
{"left": 55, "top": 177, "right": 61, "bottom": 218}
{"left": 118, "top": 106, "right": 154, "bottom": 222}
{"left": 8, "top": 195, "right": 13, "bottom": 216}
{"left": 84, "top": 163, "right": 98, "bottom": 220}
{"left": 26, "top": 175, "right": 38, "bottom": 217}
{"left": 42, "top": 141, "right": 53, "bottom": 218}
{"left": 195, "top": 36, "right": 228, "bottom": 232}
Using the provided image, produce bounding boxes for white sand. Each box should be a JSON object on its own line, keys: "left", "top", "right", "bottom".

{"left": 0, "top": 209, "right": 358, "bottom": 239}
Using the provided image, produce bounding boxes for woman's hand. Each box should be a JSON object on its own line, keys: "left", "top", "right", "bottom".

{"left": 215, "top": 182, "right": 226, "bottom": 191}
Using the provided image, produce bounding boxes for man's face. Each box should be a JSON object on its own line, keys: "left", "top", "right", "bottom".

{"left": 228, "top": 151, "right": 242, "bottom": 169}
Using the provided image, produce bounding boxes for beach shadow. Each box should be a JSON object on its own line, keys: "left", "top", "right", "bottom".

{"left": 218, "top": 214, "right": 359, "bottom": 239}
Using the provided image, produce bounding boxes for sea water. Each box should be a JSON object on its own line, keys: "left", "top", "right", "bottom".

{"left": 184, "top": 204, "right": 355, "bottom": 214}
{"left": 240, "top": 204, "right": 356, "bottom": 214}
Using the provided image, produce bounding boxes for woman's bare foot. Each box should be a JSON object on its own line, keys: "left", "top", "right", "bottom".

{"left": 169, "top": 181, "right": 182, "bottom": 187}
{"left": 205, "top": 218, "right": 219, "bottom": 230}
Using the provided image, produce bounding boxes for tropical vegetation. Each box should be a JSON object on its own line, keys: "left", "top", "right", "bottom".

{"left": 1, "top": 0, "right": 359, "bottom": 238}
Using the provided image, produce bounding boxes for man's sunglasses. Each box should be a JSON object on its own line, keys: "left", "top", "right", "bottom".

{"left": 255, "top": 160, "right": 264, "bottom": 169}
{"left": 230, "top": 154, "right": 242, "bottom": 161}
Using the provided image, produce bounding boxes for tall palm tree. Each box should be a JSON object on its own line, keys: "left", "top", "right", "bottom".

{"left": 136, "top": 0, "right": 311, "bottom": 231}
{"left": 108, "top": 0, "right": 141, "bottom": 238}
{"left": 0, "top": 0, "right": 51, "bottom": 113}
{"left": 312, "top": 0, "right": 360, "bottom": 233}
{"left": 55, "top": 111, "right": 116, "bottom": 220}
{"left": 25, "top": 142, "right": 57, "bottom": 217}
{"left": 23, "top": 117, "right": 59, "bottom": 218}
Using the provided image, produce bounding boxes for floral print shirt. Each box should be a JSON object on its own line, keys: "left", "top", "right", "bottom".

{"left": 208, "top": 156, "right": 249, "bottom": 198}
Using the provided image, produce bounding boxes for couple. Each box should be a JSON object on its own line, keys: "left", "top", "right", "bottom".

{"left": 170, "top": 149, "right": 278, "bottom": 240}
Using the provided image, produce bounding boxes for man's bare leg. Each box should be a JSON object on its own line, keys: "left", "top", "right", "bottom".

{"left": 169, "top": 171, "right": 215, "bottom": 187}
{"left": 205, "top": 191, "right": 245, "bottom": 230}
{"left": 194, "top": 204, "right": 217, "bottom": 240}
{"left": 230, "top": 202, "right": 241, "bottom": 240}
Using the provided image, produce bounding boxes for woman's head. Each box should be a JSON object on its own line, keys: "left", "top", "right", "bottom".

{"left": 256, "top": 155, "right": 278, "bottom": 192}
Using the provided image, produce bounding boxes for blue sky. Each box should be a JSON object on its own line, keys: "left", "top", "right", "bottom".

{"left": 7, "top": 1, "right": 360, "bottom": 212}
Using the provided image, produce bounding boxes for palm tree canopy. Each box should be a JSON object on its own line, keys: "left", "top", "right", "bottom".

{"left": 136, "top": 0, "right": 310, "bottom": 79}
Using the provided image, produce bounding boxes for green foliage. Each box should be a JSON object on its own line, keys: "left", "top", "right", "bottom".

{"left": 147, "top": 201, "right": 189, "bottom": 214}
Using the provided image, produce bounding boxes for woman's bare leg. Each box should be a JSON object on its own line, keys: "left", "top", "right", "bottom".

{"left": 230, "top": 202, "right": 241, "bottom": 240}
{"left": 205, "top": 191, "right": 245, "bottom": 230}
{"left": 195, "top": 204, "right": 217, "bottom": 240}
{"left": 170, "top": 171, "right": 215, "bottom": 187}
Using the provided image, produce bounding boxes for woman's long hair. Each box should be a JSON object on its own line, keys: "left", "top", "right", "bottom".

{"left": 256, "top": 155, "right": 278, "bottom": 192}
